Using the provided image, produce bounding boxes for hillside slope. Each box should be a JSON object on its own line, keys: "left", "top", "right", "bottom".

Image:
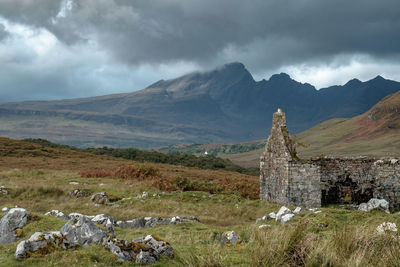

{"left": 222, "top": 91, "right": 400, "bottom": 167}
{"left": 1, "top": 63, "right": 399, "bottom": 148}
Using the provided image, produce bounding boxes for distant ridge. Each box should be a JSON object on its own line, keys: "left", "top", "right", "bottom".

{"left": 0, "top": 62, "right": 399, "bottom": 148}
{"left": 219, "top": 91, "right": 400, "bottom": 167}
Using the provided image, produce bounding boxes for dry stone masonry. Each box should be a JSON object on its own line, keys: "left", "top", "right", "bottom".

{"left": 260, "top": 109, "right": 400, "bottom": 210}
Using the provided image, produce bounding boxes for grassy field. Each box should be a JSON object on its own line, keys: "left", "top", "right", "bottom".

{"left": 1, "top": 139, "right": 400, "bottom": 266}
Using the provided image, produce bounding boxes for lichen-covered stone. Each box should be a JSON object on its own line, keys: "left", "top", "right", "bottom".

{"left": 0, "top": 208, "right": 28, "bottom": 245}
{"left": 220, "top": 231, "right": 244, "bottom": 247}
{"left": 90, "top": 192, "right": 110, "bottom": 204}
{"left": 60, "top": 216, "right": 106, "bottom": 246}
{"left": 15, "top": 231, "right": 69, "bottom": 260}
{"left": 103, "top": 235, "right": 174, "bottom": 263}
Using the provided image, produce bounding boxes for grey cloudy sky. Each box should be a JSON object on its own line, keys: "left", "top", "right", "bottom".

{"left": 0, "top": 0, "right": 399, "bottom": 102}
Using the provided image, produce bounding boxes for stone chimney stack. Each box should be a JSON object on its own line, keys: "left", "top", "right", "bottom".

{"left": 265, "top": 108, "right": 292, "bottom": 160}
{"left": 260, "top": 108, "right": 292, "bottom": 204}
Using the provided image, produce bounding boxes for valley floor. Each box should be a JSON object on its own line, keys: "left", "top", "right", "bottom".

{"left": 1, "top": 153, "right": 400, "bottom": 266}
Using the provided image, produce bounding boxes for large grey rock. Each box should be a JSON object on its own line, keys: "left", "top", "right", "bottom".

{"left": 15, "top": 231, "right": 70, "bottom": 260}
{"left": 0, "top": 208, "right": 28, "bottom": 245}
{"left": 91, "top": 192, "right": 110, "bottom": 204}
{"left": 60, "top": 215, "right": 106, "bottom": 246}
{"left": 45, "top": 210, "right": 69, "bottom": 220}
{"left": 276, "top": 206, "right": 292, "bottom": 221}
{"left": 220, "top": 231, "right": 243, "bottom": 247}
{"left": 358, "top": 198, "right": 390, "bottom": 213}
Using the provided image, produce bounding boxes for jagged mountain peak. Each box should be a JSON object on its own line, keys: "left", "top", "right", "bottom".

{"left": 269, "top": 72, "right": 292, "bottom": 81}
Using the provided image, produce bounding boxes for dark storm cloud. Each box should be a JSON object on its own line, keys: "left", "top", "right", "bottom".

{"left": 0, "top": 24, "right": 8, "bottom": 40}
{"left": 0, "top": 0, "right": 399, "bottom": 68}
{"left": 0, "top": 0, "right": 399, "bottom": 102}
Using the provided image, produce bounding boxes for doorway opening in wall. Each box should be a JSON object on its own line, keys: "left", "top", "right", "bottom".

{"left": 321, "top": 174, "right": 374, "bottom": 205}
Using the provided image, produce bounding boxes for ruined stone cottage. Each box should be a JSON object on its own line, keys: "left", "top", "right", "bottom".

{"left": 260, "top": 109, "right": 400, "bottom": 210}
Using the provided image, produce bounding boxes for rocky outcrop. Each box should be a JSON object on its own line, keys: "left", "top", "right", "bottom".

{"left": 103, "top": 235, "right": 174, "bottom": 263}
{"left": 15, "top": 214, "right": 174, "bottom": 264}
{"left": 45, "top": 210, "right": 200, "bottom": 229}
{"left": 0, "top": 208, "right": 28, "bottom": 245}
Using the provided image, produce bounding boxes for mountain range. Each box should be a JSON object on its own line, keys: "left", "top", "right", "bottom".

{"left": 0, "top": 62, "right": 399, "bottom": 148}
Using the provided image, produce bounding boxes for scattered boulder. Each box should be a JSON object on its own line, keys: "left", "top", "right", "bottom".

{"left": 293, "top": 207, "right": 302, "bottom": 214}
{"left": 1, "top": 207, "right": 8, "bottom": 212}
{"left": 0, "top": 186, "right": 9, "bottom": 195}
{"left": 0, "top": 208, "right": 28, "bottom": 245}
{"left": 68, "top": 189, "right": 91, "bottom": 198}
{"left": 60, "top": 215, "right": 107, "bottom": 246}
{"left": 358, "top": 198, "right": 390, "bottom": 213}
{"left": 69, "top": 182, "right": 79, "bottom": 185}
{"left": 280, "top": 214, "right": 295, "bottom": 225}
{"left": 91, "top": 192, "right": 110, "bottom": 204}
{"left": 15, "top": 231, "right": 70, "bottom": 260}
{"left": 142, "top": 192, "right": 149, "bottom": 199}
{"left": 45, "top": 210, "right": 69, "bottom": 220}
{"left": 268, "top": 212, "right": 277, "bottom": 219}
{"left": 221, "top": 231, "right": 244, "bottom": 247}
{"left": 276, "top": 206, "right": 292, "bottom": 221}
{"left": 376, "top": 222, "right": 398, "bottom": 234}
{"left": 258, "top": 224, "right": 271, "bottom": 229}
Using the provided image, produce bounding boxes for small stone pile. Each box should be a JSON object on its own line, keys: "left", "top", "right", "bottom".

{"left": 0, "top": 208, "right": 28, "bottom": 245}
{"left": 358, "top": 198, "right": 390, "bottom": 213}
{"left": 256, "top": 206, "right": 302, "bottom": 225}
{"left": 15, "top": 213, "right": 174, "bottom": 264}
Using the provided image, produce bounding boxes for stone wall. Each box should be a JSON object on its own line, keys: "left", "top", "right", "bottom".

{"left": 260, "top": 109, "right": 400, "bottom": 210}
{"left": 314, "top": 157, "right": 400, "bottom": 210}
{"left": 288, "top": 162, "right": 321, "bottom": 208}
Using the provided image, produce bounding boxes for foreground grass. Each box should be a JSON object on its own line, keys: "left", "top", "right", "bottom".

{"left": 1, "top": 169, "right": 400, "bottom": 266}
